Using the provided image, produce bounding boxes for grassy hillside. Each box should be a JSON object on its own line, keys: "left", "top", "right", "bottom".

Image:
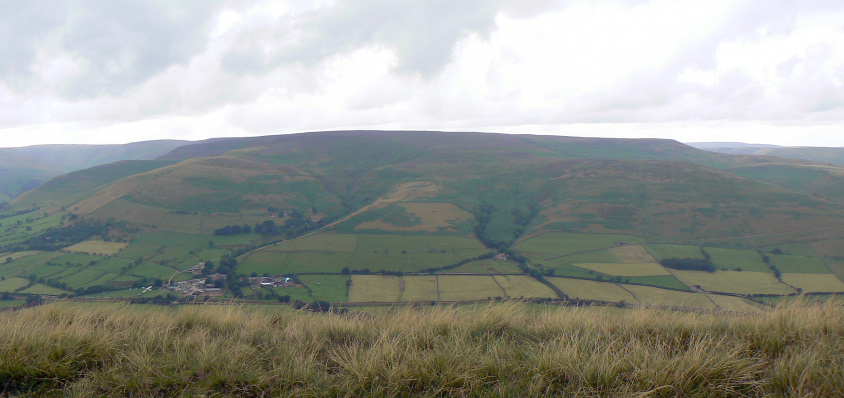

{"left": 2, "top": 131, "right": 843, "bottom": 305}
{"left": 0, "top": 301, "right": 840, "bottom": 397}
{"left": 693, "top": 144, "right": 844, "bottom": 165}
{"left": 0, "top": 140, "right": 188, "bottom": 201}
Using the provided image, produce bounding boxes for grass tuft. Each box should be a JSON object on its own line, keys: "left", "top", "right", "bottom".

{"left": 0, "top": 299, "right": 841, "bottom": 396}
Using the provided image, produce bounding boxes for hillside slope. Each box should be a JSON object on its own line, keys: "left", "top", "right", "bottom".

{"left": 2, "top": 131, "right": 843, "bottom": 304}
{"left": 0, "top": 140, "right": 189, "bottom": 201}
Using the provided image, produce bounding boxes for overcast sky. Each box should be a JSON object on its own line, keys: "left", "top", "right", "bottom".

{"left": 1, "top": 0, "right": 843, "bottom": 147}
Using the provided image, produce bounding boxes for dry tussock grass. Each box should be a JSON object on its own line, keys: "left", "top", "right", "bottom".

{"left": 0, "top": 299, "right": 841, "bottom": 397}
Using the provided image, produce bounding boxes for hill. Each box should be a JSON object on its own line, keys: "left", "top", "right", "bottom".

{"left": 690, "top": 142, "right": 844, "bottom": 165}
{"left": 2, "top": 131, "right": 843, "bottom": 306}
{"left": 0, "top": 140, "right": 189, "bottom": 201}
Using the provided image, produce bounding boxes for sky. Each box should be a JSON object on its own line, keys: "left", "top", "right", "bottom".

{"left": 1, "top": 0, "right": 843, "bottom": 148}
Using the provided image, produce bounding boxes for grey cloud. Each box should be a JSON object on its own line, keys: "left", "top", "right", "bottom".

{"left": 0, "top": 2, "right": 68, "bottom": 89}
{"left": 0, "top": 0, "right": 225, "bottom": 98}
{"left": 224, "top": 0, "right": 508, "bottom": 78}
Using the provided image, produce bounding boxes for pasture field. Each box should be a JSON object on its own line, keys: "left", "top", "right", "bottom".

{"left": 810, "top": 238, "right": 844, "bottom": 258}
{"left": 401, "top": 275, "right": 439, "bottom": 301}
{"left": 780, "top": 273, "right": 844, "bottom": 293}
{"left": 705, "top": 294, "right": 764, "bottom": 312}
{"left": 492, "top": 275, "right": 557, "bottom": 299}
{"left": 437, "top": 275, "right": 505, "bottom": 301}
{"left": 513, "top": 232, "right": 645, "bottom": 259}
{"left": 19, "top": 283, "right": 72, "bottom": 295}
{"left": 548, "top": 278, "right": 636, "bottom": 303}
{"left": 671, "top": 270, "right": 796, "bottom": 295}
{"left": 354, "top": 202, "right": 473, "bottom": 233}
{"left": 0, "top": 251, "right": 41, "bottom": 262}
{"left": 349, "top": 275, "right": 401, "bottom": 303}
{"left": 623, "top": 284, "right": 717, "bottom": 309}
{"left": 764, "top": 242, "right": 816, "bottom": 257}
{"left": 88, "top": 198, "right": 202, "bottom": 234}
{"left": 120, "top": 231, "right": 256, "bottom": 269}
{"left": 443, "top": 259, "right": 523, "bottom": 274}
{"left": 267, "top": 233, "right": 358, "bottom": 253}
{"left": 297, "top": 274, "right": 349, "bottom": 303}
{"left": 63, "top": 240, "right": 129, "bottom": 256}
{"left": 543, "top": 262, "right": 601, "bottom": 279}
{"left": 575, "top": 262, "right": 670, "bottom": 277}
{"left": 59, "top": 268, "right": 115, "bottom": 289}
{"left": 125, "top": 262, "right": 176, "bottom": 280}
{"left": 85, "top": 289, "right": 156, "bottom": 298}
{"left": 556, "top": 249, "right": 620, "bottom": 264}
{"left": 349, "top": 251, "right": 414, "bottom": 271}
{"left": 643, "top": 244, "right": 706, "bottom": 260}
{"left": 768, "top": 254, "right": 831, "bottom": 274}
{"left": 245, "top": 233, "right": 489, "bottom": 274}
{"left": 0, "top": 252, "right": 61, "bottom": 278}
{"left": 269, "top": 286, "right": 313, "bottom": 302}
{"left": 349, "top": 275, "right": 400, "bottom": 302}
{"left": 611, "top": 245, "right": 656, "bottom": 263}
{"left": 237, "top": 252, "right": 287, "bottom": 276}
{"left": 285, "top": 252, "right": 353, "bottom": 274}
{"left": 0, "top": 277, "right": 30, "bottom": 292}
{"left": 0, "top": 214, "right": 61, "bottom": 248}
{"left": 826, "top": 259, "right": 844, "bottom": 282}
{"left": 0, "top": 299, "right": 25, "bottom": 308}
{"left": 241, "top": 286, "right": 314, "bottom": 303}
{"left": 706, "top": 248, "right": 769, "bottom": 272}
{"left": 622, "top": 275, "right": 690, "bottom": 291}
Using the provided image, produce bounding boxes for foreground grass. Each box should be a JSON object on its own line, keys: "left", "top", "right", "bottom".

{"left": 0, "top": 301, "right": 842, "bottom": 397}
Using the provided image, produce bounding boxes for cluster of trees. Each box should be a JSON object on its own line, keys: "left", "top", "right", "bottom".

{"left": 9, "top": 219, "right": 112, "bottom": 252}
{"left": 213, "top": 224, "right": 252, "bottom": 236}
{"left": 0, "top": 206, "right": 41, "bottom": 220}
{"left": 254, "top": 210, "right": 334, "bottom": 239}
{"left": 658, "top": 258, "right": 715, "bottom": 273}
{"left": 473, "top": 205, "right": 503, "bottom": 250}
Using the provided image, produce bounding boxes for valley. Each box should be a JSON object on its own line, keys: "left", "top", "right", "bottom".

{"left": 1, "top": 131, "right": 843, "bottom": 310}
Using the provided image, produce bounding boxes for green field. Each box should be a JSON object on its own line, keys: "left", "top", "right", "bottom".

{"left": 623, "top": 275, "right": 689, "bottom": 291}
{"left": 643, "top": 244, "right": 707, "bottom": 260}
{"left": 780, "top": 273, "right": 844, "bottom": 293}
{"left": 493, "top": 275, "right": 557, "bottom": 298}
{"left": 0, "top": 299, "right": 25, "bottom": 308}
{"left": 575, "top": 262, "right": 670, "bottom": 277}
{"left": 443, "top": 259, "right": 523, "bottom": 274}
{"left": 706, "top": 294, "right": 764, "bottom": 312}
{"left": 297, "top": 274, "right": 349, "bottom": 303}
{"left": 671, "top": 270, "right": 796, "bottom": 295}
{"left": 437, "top": 275, "right": 504, "bottom": 301}
{"left": 349, "top": 275, "right": 400, "bottom": 302}
{"left": 624, "top": 284, "right": 717, "bottom": 309}
{"left": 548, "top": 278, "right": 637, "bottom": 303}
{"left": 556, "top": 249, "right": 621, "bottom": 264}
{"left": 0, "top": 277, "right": 30, "bottom": 292}
{"left": 706, "top": 248, "right": 769, "bottom": 272}
{"left": 768, "top": 254, "right": 832, "bottom": 274}
{"left": 268, "top": 233, "right": 359, "bottom": 253}
{"left": 0, "top": 251, "right": 41, "bottom": 262}
{"left": 514, "top": 232, "right": 646, "bottom": 260}
{"left": 348, "top": 274, "right": 554, "bottom": 302}
{"left": 63, "top": 240, "right": 128, "bottom": 256}
{"left": 401, "top": 275, "right": 439, "bottom": 301}
{"left": 240, "top": 233, "right": 489, "bottom": 274}
{"left": 20, "top": 284, "right": 72, "bottom": 295}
